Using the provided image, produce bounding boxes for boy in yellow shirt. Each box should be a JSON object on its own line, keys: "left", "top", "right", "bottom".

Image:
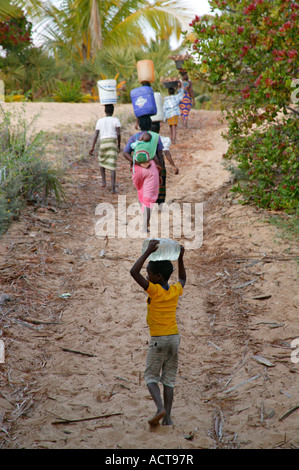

{"left": 130, "top": 239, "right": 186, "bottom": 426}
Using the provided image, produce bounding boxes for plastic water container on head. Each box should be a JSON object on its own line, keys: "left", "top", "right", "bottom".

{"left": 137, "top": 60, "right": 155, "bottom": 84}
{"left": 97, "top": 79, "right": 117, "bottom": 105}
{"left": 151, "top": 93, "right": 164, "bottom": 122}
{"left": 130, "top": 86, "right": 157, "bottom": 118}
{"left": 142, "top": 238, "right": 181, "bottom": 261}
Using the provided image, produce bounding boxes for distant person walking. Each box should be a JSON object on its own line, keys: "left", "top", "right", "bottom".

{"left": 163, "top": 87, "right": 184, "bottom": 144}
{"left": 89, "top": 104, "right": 121, "bottom": 194}
{"left": 179, "top": 72, "right": 195, "bottom": 129}
{"left": 123, "top": 115, "right": 163, "bottom": 232}
{"left": 151, "top": 121, "right": 179, "bottom": 207}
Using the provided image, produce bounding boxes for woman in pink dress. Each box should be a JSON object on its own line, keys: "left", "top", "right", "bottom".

{"left": 123, "top": 115, "right": 163, "bottom": 232}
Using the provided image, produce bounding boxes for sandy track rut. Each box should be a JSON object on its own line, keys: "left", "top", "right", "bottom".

{"left": 0, "top": 107, "right": 298, "bottom": 449}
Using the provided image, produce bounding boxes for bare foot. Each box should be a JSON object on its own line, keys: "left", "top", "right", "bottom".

{"left": 148, "top": 409, "right": 166, "bottom": 425}
{"left": 162, "top": 416, "right": 173, "bottom": 426}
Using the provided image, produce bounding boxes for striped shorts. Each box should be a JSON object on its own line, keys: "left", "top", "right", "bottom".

{"left": 98, "top": 137, "right": 118, "bottom": 171}
{"left": 144, "top": 334, "right": 180, "bottom": 388}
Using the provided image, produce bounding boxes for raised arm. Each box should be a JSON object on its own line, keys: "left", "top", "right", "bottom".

{"left": 130, "top": 240, "right": 159, "bottom": 290}
{"left": 178, "top": 245, "right": 186, "bottom": 288}
{"left": 175, "top": 88, "right": 184, "bottom": 104}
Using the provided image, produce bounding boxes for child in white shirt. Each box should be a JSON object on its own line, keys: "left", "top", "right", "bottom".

{"left": 89, "top": 104, "right": 121, "bottom": 193}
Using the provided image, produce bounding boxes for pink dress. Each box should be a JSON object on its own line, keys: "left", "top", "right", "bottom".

{"left": 132, "top": 160, "right": 159, "bottom": 211}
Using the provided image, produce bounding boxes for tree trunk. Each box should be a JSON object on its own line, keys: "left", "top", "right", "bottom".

{"left": 89, "top": 0, "right": 102, "bottom": 55}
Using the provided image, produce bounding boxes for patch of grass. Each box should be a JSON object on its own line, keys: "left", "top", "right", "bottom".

{"left": 0, "top": 105, "right": 66, "bottom": 234}
{"left": 53, "top": 80, "right": 92, "bottom": 103}
{"left": 267, "top": 212, "right": 299, "bottom": 245}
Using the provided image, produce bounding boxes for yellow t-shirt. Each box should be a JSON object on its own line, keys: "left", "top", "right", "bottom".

{"left": 146, "top": 281, "right": 183, "bottom": 336}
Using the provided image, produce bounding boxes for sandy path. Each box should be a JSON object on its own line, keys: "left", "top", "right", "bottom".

{"left": 1, "top": 102, "right": 133, "bottom": 133}
{"left": 0, "top": 104, "right": 298, "bottom": 449}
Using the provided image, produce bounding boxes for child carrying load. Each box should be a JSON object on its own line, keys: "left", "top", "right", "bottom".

{"left": 130, "top": 239, "right": 186, "bottom": 426}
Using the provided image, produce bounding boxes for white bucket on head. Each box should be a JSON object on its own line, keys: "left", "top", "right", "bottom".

{"left": 151, "top": 92, "right": 164, "bottom": 122}
{"left": 97, "top": 79, "right": 117, "bottom": 105}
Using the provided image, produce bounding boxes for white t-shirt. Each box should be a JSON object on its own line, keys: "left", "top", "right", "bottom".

{"left": 161, "top": 135, "right": 171, "bottom": 151}
{"left": 95, "top": 116, "right": 121, "bottom": 140}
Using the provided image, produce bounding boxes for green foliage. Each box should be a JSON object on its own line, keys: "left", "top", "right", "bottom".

{"left": 192, "top": 80, "right": 220, "bottom": 110}
{"left": 138, "top": 40, "right": 179, "bottom": 94}
{"left": 0, "top": 1, "right": 189, "bottom": 101}
{"left": 268, "top": 213, "right": 299, "bottom": 244}
{"left": 0, "top": 0, "right": 21, "bottom": 21}
{"left": 186, "top": 0, "right": 299, "bottom": 213}
{"left": 80, "top": 40, "right": 181, "bottom": 102}
{"left": 37, "top": 0, "right": 190, "bottom": 61}
{"left": 0, "top": 10, "right": 32, "bottom": 53}
{"left": 0, "top": 106, "right": 65, "bottom": 234}
{"left": 225, "top": 118, "right": 298, "bottom": 211}
{"left": 81, "top": 45, "right": 139, "bottom": 102}
{"left": 0, "top": 45, "right": 72, "bottom": 100}
{"left": 53, "top": 80, "right": 92, "bottom": 102}
{"left": 0, "top": 5, "right": 76, "bottom": 100}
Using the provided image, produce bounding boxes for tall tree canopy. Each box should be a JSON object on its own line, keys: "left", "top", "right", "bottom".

{"left": 186, "top": 0, "right": 299, "bottom": 213}
{"left": 1, "top": 0, "right": 193, "bottom": 101}
{"left": 35, "top": 0, "right": 193, "bottom": 61}
{"left": 0, "top": 0, "right": 21, "bottom": 20}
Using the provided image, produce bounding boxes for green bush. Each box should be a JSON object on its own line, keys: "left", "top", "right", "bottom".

{"left": 225, "top": 119, "right": 299, "bottom": 212}
{"left": 0, "top": 106, "right": 65, "bottom": 234}
{"left": 53, "top": 80, "right": 91, "bottom": 102}
{"left": 186, "top": 0, "right": 299, "bottom": 214}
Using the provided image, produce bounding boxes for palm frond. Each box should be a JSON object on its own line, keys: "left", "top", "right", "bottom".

{"left": 0, "top": 0, "right": 22, "bottom": 20}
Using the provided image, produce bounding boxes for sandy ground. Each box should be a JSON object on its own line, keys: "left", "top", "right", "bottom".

{"left": 0, "top": 103, "right": 298, "bottom": 450}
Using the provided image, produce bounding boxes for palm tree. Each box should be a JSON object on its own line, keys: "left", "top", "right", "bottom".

{"left": 80, "top": 38, "right": 180, "bottom": 99}
{"left": 0, "top": 0, "right": 21, "bottom": 20}
{"left": 35, "top": 0, "right": 193, "bottom": 62}
{"left": 3, "top": 0, "right": 192, "bottom": 100}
